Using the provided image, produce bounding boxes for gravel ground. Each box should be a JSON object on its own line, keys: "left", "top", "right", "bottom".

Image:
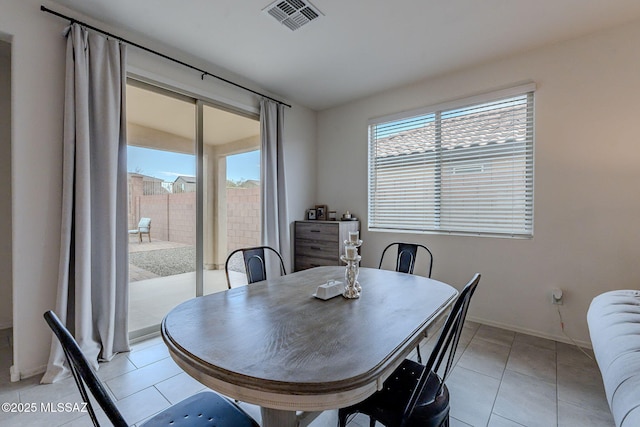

{"left": 129, "top": 246, "right": 245, "bottom": 277}
{"left": 226, "top": 252, "right": 245, "bottom": 273}
{"left": 129, "top": 246, "right": 196, "bottom": 277}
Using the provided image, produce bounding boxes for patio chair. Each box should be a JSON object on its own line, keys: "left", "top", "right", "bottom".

{"left": 338, "top": 273, "right": 481, "bottom": 427}
{"left": 224, "top": 246, "right": 287, "bottom": 288}
{"left": 43, "top": 310, "right": 260, "bottom": 427}
{"left": 128, "top": 217, "right": 151, "bottom": 243}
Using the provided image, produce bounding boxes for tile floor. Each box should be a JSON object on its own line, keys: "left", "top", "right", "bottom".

{"left": 0, "top": 322, "right": 614, "bottom": 427}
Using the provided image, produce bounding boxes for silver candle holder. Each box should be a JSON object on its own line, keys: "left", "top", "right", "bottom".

{"left": 341, "top": 232, "right": 362, "bottom": 299}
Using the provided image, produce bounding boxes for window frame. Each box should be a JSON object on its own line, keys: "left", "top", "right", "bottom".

{"left": 367, "top": 83, "right": 535, "bottom": 239}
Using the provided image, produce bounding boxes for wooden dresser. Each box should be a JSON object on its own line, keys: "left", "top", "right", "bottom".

{"left": 294, "top": 220, "right": 360, "bottom": 272}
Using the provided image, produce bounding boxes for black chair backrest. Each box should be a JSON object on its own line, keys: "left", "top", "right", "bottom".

{"left": 43, "top": 310, "right": 128, "bottom": 427}
{"left": 379, "top": 242, "right": 434, "bottom": 277}
{"left": 225, "top": 246, "right": 287, "bottom": 288}
{"left": 401, "top": 273, "right": 481, "bottom": 425}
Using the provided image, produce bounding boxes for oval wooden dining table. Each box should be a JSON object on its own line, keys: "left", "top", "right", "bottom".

{"left": 161, "top": 266, "right": 458, "bottom": 427}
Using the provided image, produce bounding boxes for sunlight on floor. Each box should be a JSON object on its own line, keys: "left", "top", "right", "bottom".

{"left": 129, "top": 270, "right": 246, "bottom": 333}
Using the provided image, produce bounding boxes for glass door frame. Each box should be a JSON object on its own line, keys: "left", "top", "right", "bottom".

{"left": 127, "top": 76, "right": 259, "bottom": 338}
{"left": 196, "top": 99, "right": 204, "bottom": 297}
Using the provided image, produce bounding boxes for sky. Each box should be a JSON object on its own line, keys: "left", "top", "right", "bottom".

{"left": 127, "top": 146, "right": 260, "bottom": 182}
{"left": 227, "top": 150, "right": 260, "bottom": 182}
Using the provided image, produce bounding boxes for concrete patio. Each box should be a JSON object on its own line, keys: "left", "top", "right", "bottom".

{"left": 128, "top": 239, "right": 245, "bottom": 334}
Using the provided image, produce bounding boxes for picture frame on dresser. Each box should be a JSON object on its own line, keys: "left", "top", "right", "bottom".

{"left": 315, "top": 204, "right": 328, "bottom": 221}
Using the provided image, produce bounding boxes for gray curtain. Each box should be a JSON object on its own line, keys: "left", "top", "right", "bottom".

{"left": 260, "top": 99, "right": 290, "bottom": 273}
{"left": 42, "top": 24, "right": 129, "bottom": 383}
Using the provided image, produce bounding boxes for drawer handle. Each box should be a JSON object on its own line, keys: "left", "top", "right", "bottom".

{"left": 310, "top": 229, "right": 321, "bottom": 233}
{"left": 310, "top": 246, "right": 321, "bottom": 251}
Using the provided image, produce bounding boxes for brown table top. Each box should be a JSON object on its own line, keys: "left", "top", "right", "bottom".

{"left": 161, "top": 266, "right": 457, "bottom": 406}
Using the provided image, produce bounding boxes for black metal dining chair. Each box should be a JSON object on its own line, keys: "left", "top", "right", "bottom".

{"left": 338, "top": 273, "right": 481, "bottom": 427}
{"left": 43, "top": 310, "right": 260, "bottom": 427}
{"left": 379, "top": 242, "right": 434, "bottom": 362}
{"left": 224, "top": 245, "right": 287, "bottom": 288}
{"left": 378, "top": 242, "right": 434, "bottom": 277}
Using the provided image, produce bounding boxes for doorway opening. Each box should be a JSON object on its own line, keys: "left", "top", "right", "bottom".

{"left": 126, "top": 80, "right": 260, "bottom": 338}
{"left": 0, "top": 38, "right": 12, "bottom": 382}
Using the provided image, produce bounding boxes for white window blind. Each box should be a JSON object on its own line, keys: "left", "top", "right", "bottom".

{"left": 368, "top": 85, "right": 534, "bottom": 238}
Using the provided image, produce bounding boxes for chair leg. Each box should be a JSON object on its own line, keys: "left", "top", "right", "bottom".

{"left": 337, "top": 409, "right": 348, "bottom": 427}
{"left": 338, "top": 410, "right": 377, "bottom": 427}
{"left": 138, "top": 233, "right": 141, "bottom": 243}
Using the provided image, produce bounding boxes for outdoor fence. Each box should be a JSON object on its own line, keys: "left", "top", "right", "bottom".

{"left": 129, "top": 175, "right": 260, "bottom": 252}
{"left": 226, "top": 187, "right": 261, "bottom": 252}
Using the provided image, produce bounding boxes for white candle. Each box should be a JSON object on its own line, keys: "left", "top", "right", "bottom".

{"left": 348, "top": 231, "right": 359, "bottom": 243}
{"left": 345, "top": 246, "right": 358, "bottom": 259}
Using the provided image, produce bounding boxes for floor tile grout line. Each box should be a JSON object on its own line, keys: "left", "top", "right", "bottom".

{"left": 556, "top": 345, "right": 560, "bottom": 426}
{"left": 152, "top": 380, "right": 176, "bottom": 405}
{"left": 138, "top": 384, "right": 173, "bottom": 424}
{"left": 484, "top": 333, "right": 515, "bottom": 427}
{"left": 500, "top": 367, "right": 557, "bottom": 387}
{"left": 126, "top": 353, "right": 171, "bottom": 370}
{"left": 108, "top": 369, "right": 184, "bottom": 402}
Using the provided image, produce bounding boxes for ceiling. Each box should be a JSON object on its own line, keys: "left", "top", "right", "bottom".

{"left": 50, "top": 0, "right": 640, "bottom": 111}
{"left": 127, "top": 85, "right": 259, "bottom": 146}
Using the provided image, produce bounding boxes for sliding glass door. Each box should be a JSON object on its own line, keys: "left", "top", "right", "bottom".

{"left": 202, "top": 104, "right": 261, "bottom": 293}
{"left": 126, "top": 80, "right": 260, "bottom": 337}
{"left": 126, "top": 82, "right": 197, "bottom": 337}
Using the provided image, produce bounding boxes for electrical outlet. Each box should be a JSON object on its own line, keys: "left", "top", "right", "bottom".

{"left": 551, "top": 288, "right": 563, "bottom": 305}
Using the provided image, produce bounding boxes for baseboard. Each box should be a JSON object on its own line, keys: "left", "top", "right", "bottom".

{"left": 12, "top": 364, "right": 47, "bottom": 382}
{"left": 10, "top": 365, "right": 19, "bottom": 382}
{"left": 129, "top": 329, "right": 161, "bottom": 344}
{"left": 0, "top": 321, "right": 13, "bottom": 330}
{"left": 467, "top": 316, "right": 593, "bottom": 349}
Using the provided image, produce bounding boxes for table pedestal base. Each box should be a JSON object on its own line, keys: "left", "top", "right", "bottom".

{"left": 260, "top": 408, "right": 321, "bottom": 427}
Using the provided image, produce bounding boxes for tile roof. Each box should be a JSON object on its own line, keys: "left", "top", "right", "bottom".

{"left": 374, "top": 104, "right": 529, "bottom": 158}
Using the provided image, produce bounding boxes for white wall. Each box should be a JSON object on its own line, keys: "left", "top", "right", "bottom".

{"left": 0, "top": 40, "right": 12, "bottom": 329}
{"left": 1, "top": 0, "right": 66, "bottom": 380}
{"left": 317, "top": 20, "right": 640, "bottom": 345}
{"left": 2, "top": 0, "right": 316, "bottom": 379}
{"left": 281, "top": 103, "right": 318, "bottom": 268}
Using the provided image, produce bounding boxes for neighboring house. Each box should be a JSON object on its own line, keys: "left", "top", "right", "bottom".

{"left": 174, "top": 175, "right": 196, "bottom": 193}
{"left": 375, "top": 105, "right": 528, "bottom": 158}
{"left": 127, "top": 172, "right": 169, "bottom": 195}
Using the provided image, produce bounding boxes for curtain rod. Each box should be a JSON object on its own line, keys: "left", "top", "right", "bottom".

{"left": 40, "top": 5, "right": 292, "bottom": 109}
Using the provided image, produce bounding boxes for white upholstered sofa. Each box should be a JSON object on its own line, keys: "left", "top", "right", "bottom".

{"left": 587, "top": 290, "right": 640, "bottom": 427}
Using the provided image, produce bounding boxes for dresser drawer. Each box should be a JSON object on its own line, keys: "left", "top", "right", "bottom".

{"left": 295, "top": 222, "right": 338, "bottom": 242}
{"left": 295, "top": 256, "right": 337, "bottom": 271}
{"left": 295, "top": 239, "right": 337, "bottom": 259}
{"left": 294, "top": 220, "right": 359, "bottom": 272}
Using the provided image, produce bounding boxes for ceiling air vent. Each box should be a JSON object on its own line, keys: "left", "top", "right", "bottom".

{"left": 264, "top": 0, "right": 323, "bottom": 31}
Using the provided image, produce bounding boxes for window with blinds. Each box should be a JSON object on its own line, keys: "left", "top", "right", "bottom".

{"left": 368, "top": 84, "right": 535, "bottom": 238}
